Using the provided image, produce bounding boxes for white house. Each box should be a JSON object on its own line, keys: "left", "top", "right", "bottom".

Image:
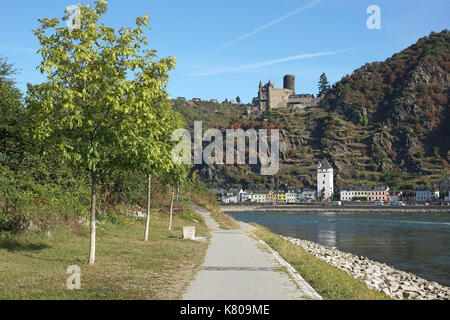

{"left": 286, "top": 189, "right": 297, "bottom": 203}
{"left": 251, "top": 190, "right": 266, "bottom": 203}
{"left": 222, "top": 188, "right": 240, "bottom": 203}
{"left": 221, "top": 193, "right": 238, "bottom": 203}
{"left": 340, "top": 185, "right": 389, "bottom": 202}
{"left": 416, "top": 187, "right": 439, "bottom": 202}
{"left": 239, "top": 189, "right": 251, "bottom": 203}
{"left": 317, "top": 158, "right": 334, "bottom": 200}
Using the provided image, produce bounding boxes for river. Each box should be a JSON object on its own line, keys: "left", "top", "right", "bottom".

{"left": 228, "top": 211, "right": 450, "bottom": 287}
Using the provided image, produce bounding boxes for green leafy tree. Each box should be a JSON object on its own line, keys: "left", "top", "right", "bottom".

{"left": 27, "top": 1, "right": 176, "bottom": 264}
{"left": 132, "top": 99, "right": 185, "bottom": 241}
{"left": 318, "top": 73, "right": 331, "bottom": 96}
{"left": 236, "top": 96, "right": 241, "bottom": 104}
{"left": 0, "top": 57, "right": 23, "bottom": 166}
{"left": 318, "top": 188, "right": 325, "bottom": 201}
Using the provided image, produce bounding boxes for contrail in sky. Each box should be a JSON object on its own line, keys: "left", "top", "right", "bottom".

{"left": 214, "top": 0, "right": 324, "bottom": 53}
{"left": 191, "top": 48, "right": 355, "bottom": 77}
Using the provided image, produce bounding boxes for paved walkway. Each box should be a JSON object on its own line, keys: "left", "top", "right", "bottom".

{"left": 183, "top": 203, "right": 321, "bottom": 300}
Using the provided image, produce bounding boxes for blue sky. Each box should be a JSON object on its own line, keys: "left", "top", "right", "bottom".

{"left": 1, "top": 0, "right": 449, "bottom": 103}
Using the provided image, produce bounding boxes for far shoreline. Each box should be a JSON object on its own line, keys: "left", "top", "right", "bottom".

{"left": 221, "top": 204, "right": 450, "bottom": 214}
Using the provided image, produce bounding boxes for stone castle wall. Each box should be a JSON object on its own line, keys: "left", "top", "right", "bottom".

{"left": 288, "top": 96, "right": 320, "bottom": 107}
{"left": 268, "top": 88, "right": 293, "bottom": 109}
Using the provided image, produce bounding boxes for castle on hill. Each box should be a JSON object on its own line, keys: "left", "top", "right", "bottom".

{"left": 252, "top": 74, "right": 320, "bottom": 112}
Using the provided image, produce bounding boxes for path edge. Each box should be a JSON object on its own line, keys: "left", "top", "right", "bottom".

{"left": 257, "top": 238, "right": 323, "bottom": 300}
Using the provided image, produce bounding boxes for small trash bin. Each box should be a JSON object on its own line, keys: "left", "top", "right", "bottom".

{"left": 183, "top": 226, "right": 196, "bottom": 240}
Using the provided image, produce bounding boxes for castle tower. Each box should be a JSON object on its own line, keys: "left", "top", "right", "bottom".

{"left": 283, "top": 74, "right": 295, "bottom": 93}
{"left": 317, "top": 158, "right": 334, "bottom": 200}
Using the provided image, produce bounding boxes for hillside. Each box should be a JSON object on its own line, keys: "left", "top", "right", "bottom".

{"left": 171, "top": 99, "right": 247, "bottom": 130}
{"left": 174, "top": 30, "right": 450, "bottom": 193}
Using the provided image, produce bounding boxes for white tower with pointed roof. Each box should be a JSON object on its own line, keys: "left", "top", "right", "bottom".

{"left": 317, "top": 158, "right": 334, "bottom": 200}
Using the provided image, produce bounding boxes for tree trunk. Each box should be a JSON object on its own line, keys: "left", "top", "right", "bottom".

{"left": 168, "top": 187, "right": 175, "bottom": 231}
{"left": 144, "top": 175, "right": 152, "bottom": 242}
{"left": 176, "top": 186, "right": 179, "bottom": 203}
{"left": 88, "top": 163, "right": 97, "bottom": 265}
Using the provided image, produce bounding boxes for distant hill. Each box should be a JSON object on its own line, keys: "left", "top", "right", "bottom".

{"left": 174, "top": 30, "right": 450, "bottom": 193}
{"left": 321, "top": 30, "right": 449, "bottom": 173}
{"left": 171, "top": 99, "right": 247, "bottom": 130}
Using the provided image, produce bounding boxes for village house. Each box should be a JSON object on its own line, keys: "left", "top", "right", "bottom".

{"left": 370, "top": 185, "right": 390, "bottom": 202}
{"left": 266, "top": 190, "right": 277, "bottom": 204}
{"left": 387, "top": 191, "right": 403, "bottom": 203}
{"left": 444, "top": 192, "right": 450, "bottom": 203}
{"left": 221, "top": 193, "right": 238, "bottom": 204}
{"left": 286, "top": 189, "right": 297, "bottom": 203}
{"left": 239, "top": 189, "right": 251, "bottom": 203}
{"left": 277, "top": 190, "right": 287, "bottom": 203}
{"left": 340, "top": 185, "right": 389, "bottom": 202}
{"left": 251, "top": 190, "right": 267, "bottom": 203}
{"left": 340, "top": 186, "right": 369, "bottom": 201}
{"left": 221, "top": 188, "right": 240, "bottom": 204}
{"left": 302, "top": 189, "right": 317, "bottom": 203}
{"left": 439, "top": 176, "right": 450, "bottom": 194}
{"left": 295, "top": 189, "right": 303, "bottom": 203}
{"left": 415, "top": 187, "right": 439, "bottom": 202}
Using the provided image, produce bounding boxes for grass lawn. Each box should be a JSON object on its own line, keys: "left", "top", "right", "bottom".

{"left": 253, "top": 225, "right": 389, "bottom": 300}
{"left": 0, "top": 205, "right": 209, "bottom": 300}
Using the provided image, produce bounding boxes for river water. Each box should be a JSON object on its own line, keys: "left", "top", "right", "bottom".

{"left": 228, "top": 211, "right": 450, "bottom": 287}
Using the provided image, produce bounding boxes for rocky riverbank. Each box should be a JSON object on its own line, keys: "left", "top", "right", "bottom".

{"left": 284, "top": 236, "right": 450, "bottom": 300}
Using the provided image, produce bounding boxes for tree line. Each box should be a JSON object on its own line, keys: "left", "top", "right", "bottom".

{"left": 0, "top": 0, "right": 190, "bottom": 264}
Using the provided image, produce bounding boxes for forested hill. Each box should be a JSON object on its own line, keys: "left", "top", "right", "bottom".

{"left": 320, "top": 30, "right": 449, "bottom": 172}
{"left": 173, "top": 30, "right": 450, "bottom": 193}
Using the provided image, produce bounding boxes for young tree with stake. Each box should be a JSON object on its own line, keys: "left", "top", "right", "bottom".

{"left": 164, "top": 163, "right": 189, "bottom": 231}
{"left": 131, "top": 99, "right": 184, "bottom": 242}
